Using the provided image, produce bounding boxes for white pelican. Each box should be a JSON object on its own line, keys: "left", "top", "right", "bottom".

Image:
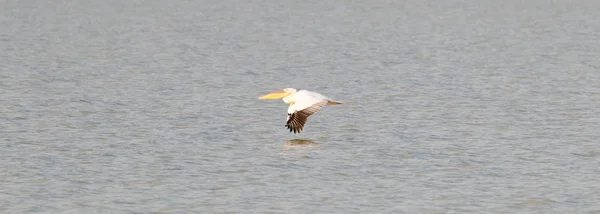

{"left": 259, "top": 88, "right": 343, "bottom": 134}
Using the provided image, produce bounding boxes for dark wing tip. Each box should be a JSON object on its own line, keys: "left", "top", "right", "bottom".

{"left": 286, "top": 111, "right": 308, "bottom": 134}
{"left": 285, "top": 101, "right": 329, "bottom": 134}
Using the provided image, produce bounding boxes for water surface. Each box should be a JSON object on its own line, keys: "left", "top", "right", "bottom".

{"left": 1, "top": 0, "right": 600, "bottom": 213}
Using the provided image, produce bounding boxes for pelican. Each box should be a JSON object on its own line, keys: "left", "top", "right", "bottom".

{"left": 259, "top": 88, "right": 343, "bottom": 134}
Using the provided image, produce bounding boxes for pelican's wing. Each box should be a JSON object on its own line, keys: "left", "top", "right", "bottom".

{"left": 285, "top": 100, "right": 328, "bottom": 134}
{"left": 292, "top": 90, "right": 329, "bottom": 110}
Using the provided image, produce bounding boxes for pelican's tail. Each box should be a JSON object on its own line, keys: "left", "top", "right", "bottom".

{"left": 327, "top": 101, "right": 344, "bottom": 105}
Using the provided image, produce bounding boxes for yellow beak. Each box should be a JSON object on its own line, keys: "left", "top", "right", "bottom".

{"left": 259, "top": 90, "right": 291, "bottom": 100}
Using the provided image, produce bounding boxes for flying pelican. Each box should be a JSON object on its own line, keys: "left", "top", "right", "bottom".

{"left": 259, "top": 88, "right": 343, "bottom": 134}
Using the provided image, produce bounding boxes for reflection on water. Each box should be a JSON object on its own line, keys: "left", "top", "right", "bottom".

{"left": 279, "top": 139, "right": 320, "bottom": 157}
{"left": 285, "top": 138, "right": 320, "bottom": 146}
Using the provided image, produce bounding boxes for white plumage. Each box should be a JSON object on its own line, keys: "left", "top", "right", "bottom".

{"left": 259, "top": 88, "right": 343, "bottom": 134}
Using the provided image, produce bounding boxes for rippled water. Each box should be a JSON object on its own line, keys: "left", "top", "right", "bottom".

{"left": 2, "top": 0, "right": 600, "bottom": 213}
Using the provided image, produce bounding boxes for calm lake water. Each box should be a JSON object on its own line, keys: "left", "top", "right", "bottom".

{"left": 2, "top": 0, "right": 600, "bottom": 213}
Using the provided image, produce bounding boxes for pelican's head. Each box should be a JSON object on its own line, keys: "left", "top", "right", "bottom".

{"left": 259, "top": 88, "right": 297, "bottom": 100}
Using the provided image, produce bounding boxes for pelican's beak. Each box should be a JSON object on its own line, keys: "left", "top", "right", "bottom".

{"left": 259, "top": 90, "right": 291, "bottom": 100}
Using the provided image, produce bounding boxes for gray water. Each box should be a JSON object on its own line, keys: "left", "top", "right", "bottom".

{"left": 2, "top": 0, "right": 600, "bottom": 213}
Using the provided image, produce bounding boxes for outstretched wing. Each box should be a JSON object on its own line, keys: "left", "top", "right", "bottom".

{"left": 285, "top": 100, "right": 328, "bottom": 134}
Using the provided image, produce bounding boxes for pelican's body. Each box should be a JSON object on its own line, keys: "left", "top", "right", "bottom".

{"left": 259, "top": 88, "right": 343, "bottom": 133}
